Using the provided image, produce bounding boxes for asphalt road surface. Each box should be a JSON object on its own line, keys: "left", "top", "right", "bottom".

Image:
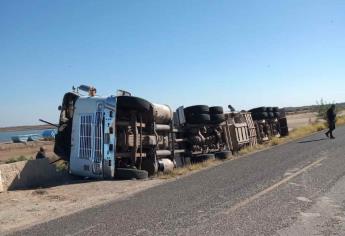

{"left": 9, "top": 126, "right": 345, "bottom": 236}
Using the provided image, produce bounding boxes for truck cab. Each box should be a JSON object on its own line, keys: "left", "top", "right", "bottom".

{"left": 54, "top": 86, "right": 177, "bottom": 179}
{"left": 69, "top": 95, "right": 116, "bottom": 178}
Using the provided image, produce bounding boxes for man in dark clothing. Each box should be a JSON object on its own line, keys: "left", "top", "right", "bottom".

{"left": 36, "top": 147, "right": 47, "bottom": 159}
{"left": 325, "top": 105, "right": 336, "bottom": 139}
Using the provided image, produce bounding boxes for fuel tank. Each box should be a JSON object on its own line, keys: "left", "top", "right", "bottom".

{"left": 152, "top": 103, "right": 173, "bottom": 124}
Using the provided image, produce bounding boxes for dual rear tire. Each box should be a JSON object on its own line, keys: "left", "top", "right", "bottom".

{"left": 250, "top": 107, "right": 281, "bottom": 120}
{"left": 184, "top": 105, "right": 210, "bottom": 124}
{"left": 215, "top": 151, "right": 232, "bottom": 160}
{"left": 184, "top": 105, "right": 225, "bottom": 124}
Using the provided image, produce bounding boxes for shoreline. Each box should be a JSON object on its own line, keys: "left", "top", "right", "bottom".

{"left": 0, "top": 125, "right": 56, "bottom": 133}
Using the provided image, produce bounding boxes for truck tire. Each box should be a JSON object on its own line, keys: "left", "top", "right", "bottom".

{"left": 117, "top": 96, "right": 152, "bottom": 112}
{"left": 191, "top": 154, "right": 215, "bottom": 163}
{"left": 268, "top": 112, "right": 275, "bottom": 119}
{"left": 273, "top": 107, "right": 279, "bottom": 112}
{"left": 187, "top": 114, "right": 211, "bottom": 124}
{"left": 183, "top": 156, "right": 191, "bottom": 165}
{"left": 280, "top": 126, "right": 289, "bottom": 136}
{"left": 249, "top": 107, "right": 266, "bottom": 113}
{"left": 209, "top": 106, "right": 223, "bottom": 114}
{"left": 210, "top": 114, "right": 226, "bottom": 124}
{"left": 184, "top": 105, "right": 209, "bottom": 116}
{"left": 115, "top": 168, "right": 148, "bottom": 180}
{"left": 266, "top": 107, "right": 274, "bottom": 112}
{"left": 252, "top": 112, "right": 268, "bottom": 120}
{"left": 251, "top": 113, "right": 259, "bottom": 120}
{"left": 274, "top": 112, "right": 280, "bottom": 118}
{"left": 279, "top": 117, "right": 288, "bottom": 128}
{"left": 141, "top": 158, "right": 158, "bottom": 176}
{"left": 215, "top": 151, "right": 232, "bottom": 160}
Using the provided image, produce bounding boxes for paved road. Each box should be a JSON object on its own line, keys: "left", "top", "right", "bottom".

{"left": 9, "top": 126, "right": 345, "bottom": 236}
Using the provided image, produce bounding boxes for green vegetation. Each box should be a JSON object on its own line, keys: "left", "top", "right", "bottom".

{"left": 55, "top": 161, "right": 68, "bottom": 172}
{"left": 316, "top": 98, "right": 333, "bottom": 120}
{"left": 336, "top": 115, "right": 345, "bottom": 126}
{"left": 5, "top": 155, "right": 32, "bottom": 164}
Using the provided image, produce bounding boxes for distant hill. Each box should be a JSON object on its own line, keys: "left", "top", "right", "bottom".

{"left": 0, "top": 125, "right": 56, "bottom": 132}
{"left": 284, "top": 102, "right": 345, "bottom": 113}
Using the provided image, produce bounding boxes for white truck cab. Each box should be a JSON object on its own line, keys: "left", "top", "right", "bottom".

{"left": 69, "top": 95, "right": 116, "bottom": 179}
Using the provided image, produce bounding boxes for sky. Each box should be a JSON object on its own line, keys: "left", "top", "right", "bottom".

{"left": 0, "top": 0, "right": 344, "bottom": 127}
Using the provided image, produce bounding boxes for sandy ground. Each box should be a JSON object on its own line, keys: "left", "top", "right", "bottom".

{"left": 286, "top": 110, "right": 345, "bottom": 130}
{"left": 286, "top": 112, "right": 319, "bottom": 130}
{"left": 0, "top": 178, "right": 166, "bottom": 234}
{"left": 0, "top": 142, "right": 167, "bottom": 234}
{"left": 0, "top": 141, "right": 54, "bottom": 164}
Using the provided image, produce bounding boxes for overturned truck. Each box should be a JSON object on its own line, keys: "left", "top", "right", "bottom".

{"left": 53, "top": 86, "right": 287, "bottom": 179}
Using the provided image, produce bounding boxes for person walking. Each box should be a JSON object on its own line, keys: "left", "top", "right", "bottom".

{"left": 325, "top": 104, "right": 336, "bottom": 139}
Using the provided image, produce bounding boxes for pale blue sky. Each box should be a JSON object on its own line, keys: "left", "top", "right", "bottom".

{"left": 0, "top": 0, "right": 344, "bottom": 127}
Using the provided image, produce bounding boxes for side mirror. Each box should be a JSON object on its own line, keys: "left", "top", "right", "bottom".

{"left": 58, "top": 105, "right": 62, "bottom": 111}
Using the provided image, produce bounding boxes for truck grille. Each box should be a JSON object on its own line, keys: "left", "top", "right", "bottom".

{"left": 79, "top": 112, "right": 103, "bottom": 163}
{"left": 79, "top": 115, "right": 93, "bottom": 160}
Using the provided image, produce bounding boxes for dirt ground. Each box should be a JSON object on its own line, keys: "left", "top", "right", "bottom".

{"left": 286, "top": 112, "right": 319, "bottom": 130}
{"left": 0, "top": 141, "right": 54, "bottom": 164}
{"left": 286, "top": 110, "right": 345, "bottom": 130}
{"left": 0, "top": 178, "right": 166, "bottom": 234}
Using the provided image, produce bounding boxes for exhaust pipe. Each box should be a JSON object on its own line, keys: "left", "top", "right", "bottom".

{"left": 156, "top": 150, "right": 171, "bottom": 156}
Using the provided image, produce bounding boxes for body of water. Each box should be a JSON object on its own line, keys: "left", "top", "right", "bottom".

{"left": 0, "top": 129, "right": 56, "bottom": 143}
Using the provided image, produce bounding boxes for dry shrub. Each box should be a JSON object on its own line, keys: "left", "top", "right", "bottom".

{"left": 159, "top": 159, "right": 222, "bottom": 179}
{"left": 239, "top": 145, "right": 264, "bottom": 155}
{"left": 336, "top": 115, "right": 345, "bottom": 126}
{"left": 55, "top": 161, "right": 68, "bottom": 172}
{"left": 288, "top": 122, "right": 326, "bottom": 140}
{"left": 5, "top": 155, "right": 32, "bottom": 164}
{"left": 270, "top": 137, "right": 282, "bottom": 146}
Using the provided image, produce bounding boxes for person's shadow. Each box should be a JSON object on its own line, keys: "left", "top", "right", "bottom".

{"left": 298, "top": 138, "right": 328, "bottom": 144}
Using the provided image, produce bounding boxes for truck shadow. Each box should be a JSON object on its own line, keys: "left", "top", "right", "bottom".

{"left": 1, "top": 159, "right": 101, "bottom": 191}
{"left": 298, "top": 138, "right": 328, "bottom": 144}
